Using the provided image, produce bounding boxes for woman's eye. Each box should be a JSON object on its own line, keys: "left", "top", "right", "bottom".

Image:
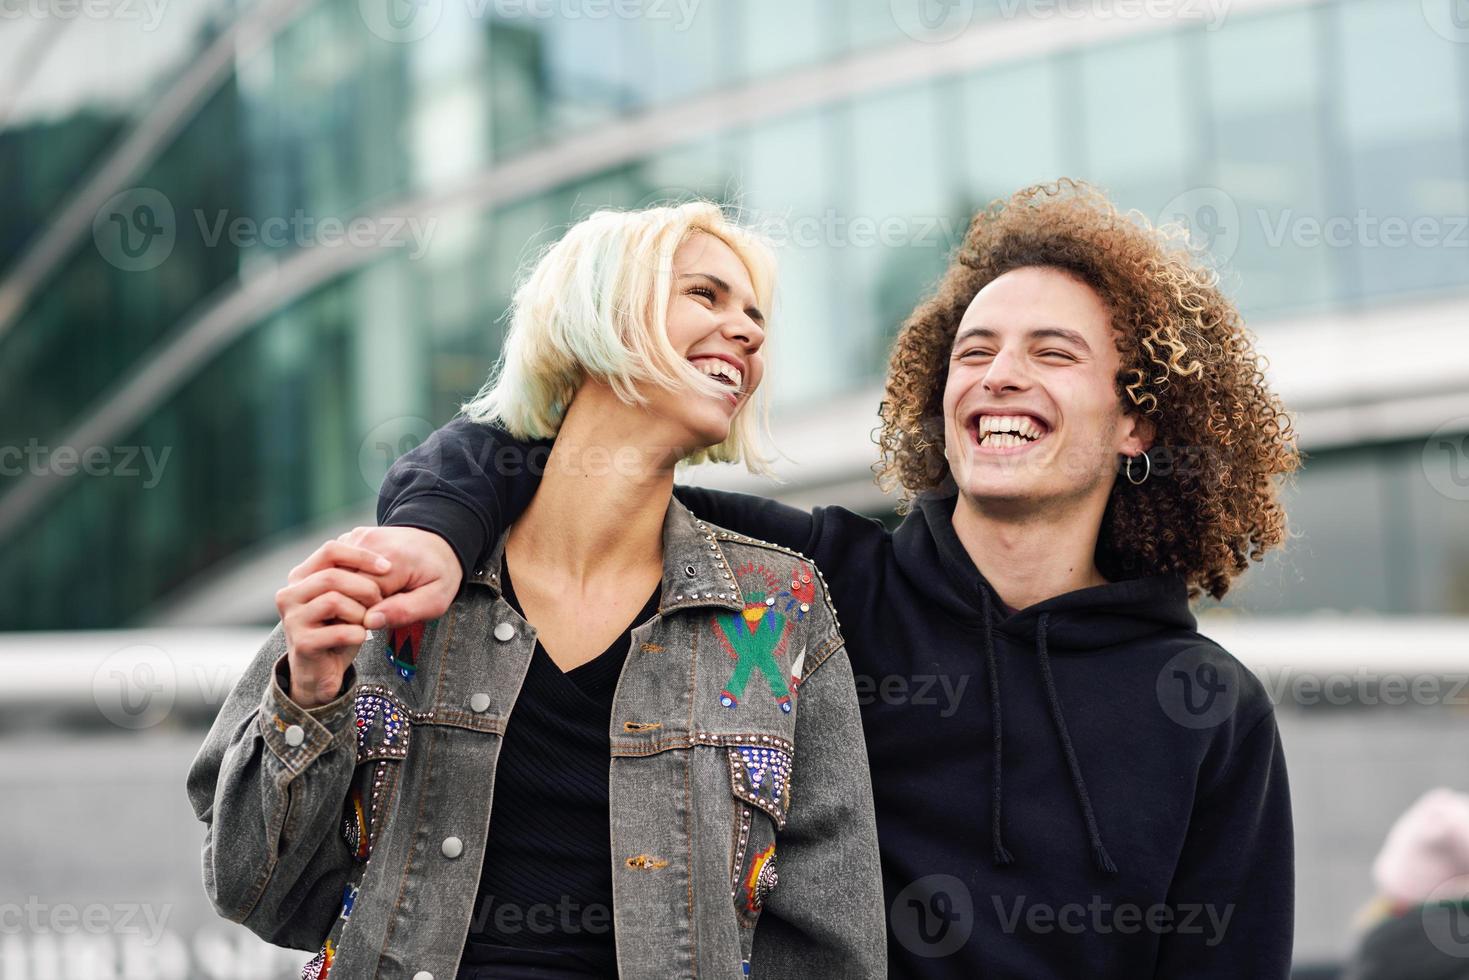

{"left": 688, "top": 285, "right": 716, "bottom": 301}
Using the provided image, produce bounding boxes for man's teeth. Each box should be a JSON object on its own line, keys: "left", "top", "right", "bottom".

{"left": 691, "top": 357, "right": 741, "bottom": 389}
{"left": 976, "top": 414, "right": 1045, "bottom": 446}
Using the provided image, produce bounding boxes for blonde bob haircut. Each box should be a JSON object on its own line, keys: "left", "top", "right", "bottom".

{"left": 462, "top": 201, "right": 778, "bottom": 472}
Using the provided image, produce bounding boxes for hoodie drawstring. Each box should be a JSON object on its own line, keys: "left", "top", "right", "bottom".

{"left": 1035, "top": 613, "right": 1118, "bottom": 875}
{"left": 980, "top": 592, "right": 1014, "bottom": 866}
{"left": 980, "top": 602, "right": 1118, "bottom": 876}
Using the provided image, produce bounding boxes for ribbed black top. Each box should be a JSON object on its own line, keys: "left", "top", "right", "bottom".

{"left": 458, "top": 566, "right": 659, "bottom": 979}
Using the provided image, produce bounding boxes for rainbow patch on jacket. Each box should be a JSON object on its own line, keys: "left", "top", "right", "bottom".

{"left": 743, "top": 845, "right": 778, "bottom": 915}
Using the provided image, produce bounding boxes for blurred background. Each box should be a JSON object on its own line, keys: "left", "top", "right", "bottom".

{"left": 2, "top": 0, "right": 1468, "bottom": 975}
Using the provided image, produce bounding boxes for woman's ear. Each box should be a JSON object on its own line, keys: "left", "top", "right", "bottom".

{"left": 1120, "top": 413, "right": 1157, "bottom": 457}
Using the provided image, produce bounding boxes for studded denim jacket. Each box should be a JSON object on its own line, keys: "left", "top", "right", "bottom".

{"left": 186, "top": 499, "right": 885, "bottom": 980}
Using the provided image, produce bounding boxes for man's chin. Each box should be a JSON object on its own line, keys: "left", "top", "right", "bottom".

{"left": 950, "top": 467, "right": 1062, "bottom": 511}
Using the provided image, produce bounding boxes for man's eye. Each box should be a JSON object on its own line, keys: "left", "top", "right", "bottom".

{"left": 957, "top": 349, "right": 990, "bottom": 360}
{"left": 1040, "top": 350, "right": 1075, "bottom": 361}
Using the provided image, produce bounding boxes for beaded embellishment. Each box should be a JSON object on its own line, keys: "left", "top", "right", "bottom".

{"left": 728, "top": 744, "right": 794, "bottom": 830}
{"left": 352, "top": 689, "right": 408, "bottom": 761}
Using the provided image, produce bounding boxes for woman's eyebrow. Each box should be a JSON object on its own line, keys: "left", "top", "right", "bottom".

{"left": 677, "top": 272, "right": 765, "bottom": 325}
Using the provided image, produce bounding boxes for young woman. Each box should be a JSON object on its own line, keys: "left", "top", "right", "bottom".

{"left": 187, "top": 203, "right": 886, "bottom": 980}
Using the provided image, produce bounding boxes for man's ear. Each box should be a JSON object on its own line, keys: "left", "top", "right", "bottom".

{"left": 1120, "top": 413, "right": 1156, "bottom": 457}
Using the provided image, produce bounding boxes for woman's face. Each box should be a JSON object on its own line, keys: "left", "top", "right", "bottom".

{"left": 650, "top": 231, "right": 767, "bottom": 451}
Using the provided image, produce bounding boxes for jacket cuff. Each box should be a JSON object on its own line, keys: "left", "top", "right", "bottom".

{"left": 382, "top": 490, "right": 488, "bottom": 581}
{"left": 258, "top": 655, "right": 358, "bottom": 774}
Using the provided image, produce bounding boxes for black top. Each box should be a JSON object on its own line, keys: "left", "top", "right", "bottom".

{"left": 458, "top": 563, "right": 660, "bottom": 979}
{"left": 386, "top": 419, "right": 1295, "bottom": 980}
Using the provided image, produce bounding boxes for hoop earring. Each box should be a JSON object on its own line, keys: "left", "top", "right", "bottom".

{"left": 1125, "top": 451, "right": 1151, "bottom": 486}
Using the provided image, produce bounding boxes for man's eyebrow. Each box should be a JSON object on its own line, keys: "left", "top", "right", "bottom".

{"left": 952, "top": 325, "right": 1091, "bottom": 351}
{"left": 678, "top": 272, "right": 765, "bottom": 325}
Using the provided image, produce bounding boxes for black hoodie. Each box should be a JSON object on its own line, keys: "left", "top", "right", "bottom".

{"left": 380, "top": 419, "right": 1295, "bottom": 979}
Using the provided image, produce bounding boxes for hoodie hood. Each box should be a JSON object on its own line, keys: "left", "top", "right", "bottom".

{"left": 899, "top": 492, "right": 1198, "bottom": 876}
{"left": 908, "top": 492, "right": 1196, "bottom": 648}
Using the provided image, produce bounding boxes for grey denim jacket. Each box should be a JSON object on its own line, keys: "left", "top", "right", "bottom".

{"left": 187, "top": 499, "right": 886, "bottom": 980}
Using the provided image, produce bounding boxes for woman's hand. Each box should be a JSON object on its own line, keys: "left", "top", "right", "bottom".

{"left": 275, "top": 541, "right": 390, "bottom": 709}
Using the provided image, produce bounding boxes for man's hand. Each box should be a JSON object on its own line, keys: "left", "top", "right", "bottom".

{"left": 276, "top": 541, "right": 390, "bottom": 709}
{"left": 333, "top": 526, "right": 464, "bottom": 631}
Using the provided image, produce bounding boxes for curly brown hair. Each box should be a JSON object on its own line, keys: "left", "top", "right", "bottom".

{"left": 876, "top": 179, "right": 1299, "bottom": 600}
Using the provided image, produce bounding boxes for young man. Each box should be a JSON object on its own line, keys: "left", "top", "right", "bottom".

{"left": 352, "top": 180, "right": 1300, "bottom": 977}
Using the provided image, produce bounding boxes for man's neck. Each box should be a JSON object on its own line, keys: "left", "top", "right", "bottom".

{"left": 949, "top": 491, "right": 1109, "bottom": 612}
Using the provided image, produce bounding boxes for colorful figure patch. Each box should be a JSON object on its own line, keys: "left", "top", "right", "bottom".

{"left": 386, "top": 623, "right": 423, "bottom": 680}
{"left": 713, "top": 602, "right": 794, "bottom": 713}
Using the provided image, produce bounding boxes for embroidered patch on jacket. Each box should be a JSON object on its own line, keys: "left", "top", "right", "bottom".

{"left": 353, "top": 689, "right": 408, "bottom": 762}
{"left": 712, "top": 587, "right": 796, "bottom": 712}
{"left": 385, "top": 623, "right": 424, "bottom": 680}
{"left": 301, "top": 939, "right": 335, "bottom": 980}
{"left": 343, "top": 786, "right": 370, "bottom": 861}
{"left": 339, "top": 883, "right": 358, "bottom": 921}
{"left": 728, "top": 744, "right": 793, "bottom": 830}
{"left": 742, "top": 844, "right": 778, "bottom": 916}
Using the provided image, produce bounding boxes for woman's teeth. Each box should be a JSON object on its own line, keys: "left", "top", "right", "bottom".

{"left": 690, "top": 357, "right": 741, "bottom": 389}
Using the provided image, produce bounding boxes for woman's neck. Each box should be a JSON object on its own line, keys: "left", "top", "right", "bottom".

{"left": 506, "top": 390, "right": 677, "bottom": 585}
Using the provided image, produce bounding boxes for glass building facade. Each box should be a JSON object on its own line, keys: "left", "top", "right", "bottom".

{"left": 2, "top": 0, "right": 1468, "bottom": 628}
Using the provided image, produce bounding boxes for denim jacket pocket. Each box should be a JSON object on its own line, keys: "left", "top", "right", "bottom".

{"left": 726, "top": 741, "right": 793, "bottom": 926}
{"left": 341, "top": 686, "right": 412, "bottom": 863}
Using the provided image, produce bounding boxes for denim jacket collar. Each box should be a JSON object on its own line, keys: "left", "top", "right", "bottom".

{"left": 464, "top": 496, "right": 747, "bottom": 616}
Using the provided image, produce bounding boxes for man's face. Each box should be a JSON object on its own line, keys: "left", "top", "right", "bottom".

{"left": 941, "top": 265, "right": 1153, "bottom": 512}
